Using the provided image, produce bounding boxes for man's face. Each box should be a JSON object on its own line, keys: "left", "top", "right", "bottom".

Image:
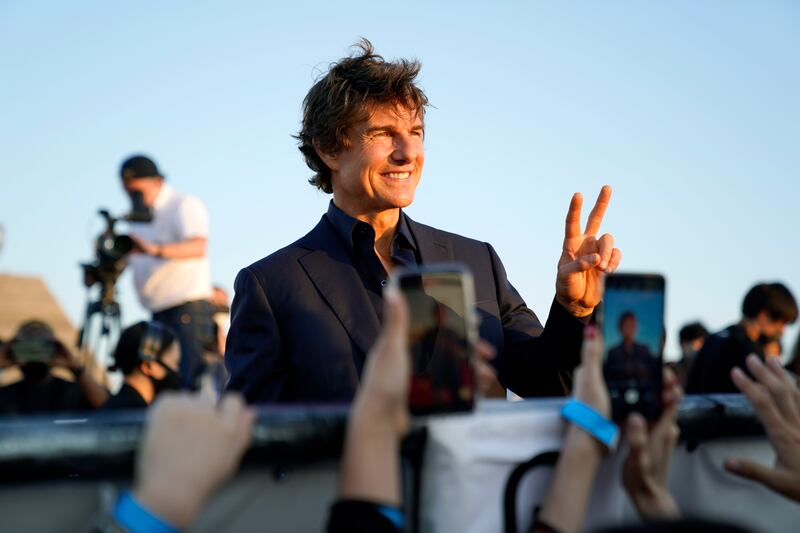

{"left": 756, "top": 312, "right": 786, "bottom": 344}
{"left": 122, "top": 177, "right": 162, "bottom": 207}
{"left": 621, "top": 316, "right": 638, "bottom": 341}
{"left": 325, "top": 104, "right": 425, "bottom": 216}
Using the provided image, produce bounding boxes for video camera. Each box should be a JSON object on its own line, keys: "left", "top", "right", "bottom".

{"left": 80, "top": 191, "right": 153, "bottom": 305}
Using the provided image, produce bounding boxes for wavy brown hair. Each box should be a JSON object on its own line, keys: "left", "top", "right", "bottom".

{"left": 296, "top": 38, "right": 429, "bottom": 193}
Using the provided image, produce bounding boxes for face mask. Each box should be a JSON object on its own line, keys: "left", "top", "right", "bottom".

{"left": 150, "top": 362, "right": 182, "bottom": 395}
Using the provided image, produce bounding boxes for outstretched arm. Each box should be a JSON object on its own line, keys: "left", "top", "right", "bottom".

{"left": 339, "top": 287, "right": 410, "bottom": 505}
{"left": 536, "top": 325, "right": 608, "bottom": 533}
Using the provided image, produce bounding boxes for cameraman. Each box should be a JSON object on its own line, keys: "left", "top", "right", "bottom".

{"left": 0, "top": 320, "right": 108, "bottom": 414}
{"left": 120, "top": 155, "right": 215, "bottom": 390}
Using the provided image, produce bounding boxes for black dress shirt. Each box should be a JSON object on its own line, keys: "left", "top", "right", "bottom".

{"left": 325, "top": 201, "right": 419, "bottom": 322}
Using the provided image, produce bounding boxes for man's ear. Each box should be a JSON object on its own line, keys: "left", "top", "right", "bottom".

{"left": 139, "top": 361, "right": 154, "bottom": 376}
{"left": 313, "top": 139, "right": 339, "bottom": 172}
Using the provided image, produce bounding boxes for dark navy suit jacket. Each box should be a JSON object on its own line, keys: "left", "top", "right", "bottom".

{"left": 225, "top": 214, "right": 586, "bottom": 404}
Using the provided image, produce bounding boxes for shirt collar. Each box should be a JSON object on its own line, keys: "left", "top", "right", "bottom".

{"left": 325, "top": 200, "right": 417, "bottom": 252}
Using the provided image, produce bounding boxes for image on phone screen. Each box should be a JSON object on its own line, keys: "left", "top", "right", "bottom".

{"left": 602, "top": 274, "right": 665, "bottom": 421}
{"left": 396, "top": 266, "right": 475, "bottom": 416}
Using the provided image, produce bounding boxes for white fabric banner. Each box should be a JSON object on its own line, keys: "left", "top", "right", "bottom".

{"left": 420, "top": 400, "right": 799, "bottom": 532}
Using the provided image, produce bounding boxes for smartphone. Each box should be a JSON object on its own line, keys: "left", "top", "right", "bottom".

{"left": 600, "top": 273, "right": 666, "bottom": 422}
{"left": 10, "top": 338, "right": 55, "bottom": 364}
{"left": 392, "top": 264, "right": 477, "bottom": 416}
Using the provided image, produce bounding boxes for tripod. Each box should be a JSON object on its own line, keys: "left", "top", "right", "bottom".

{"left": 77, "top": 278, "right": 123, "bottom": 382}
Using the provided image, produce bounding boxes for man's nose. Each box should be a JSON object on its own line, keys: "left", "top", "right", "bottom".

{"left": 391, "top": 134, "right": 422, "bottom": 164}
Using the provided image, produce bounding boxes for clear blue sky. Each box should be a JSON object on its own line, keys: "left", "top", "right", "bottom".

{"left": 1, "top": 1, "right": 798, "bottom": 360}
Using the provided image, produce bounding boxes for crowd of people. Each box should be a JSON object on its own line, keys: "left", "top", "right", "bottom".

{"left": 96, "top": 289, "right": 800, "bottom": 532}
{"left": 1, "top": 39, "right": 798, "bottom": 531}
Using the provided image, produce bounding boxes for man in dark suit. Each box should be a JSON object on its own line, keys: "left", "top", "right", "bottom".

{"left": 605, "top": 312, "right": 657, "bottom": 382}
{"left": 225, "top": 39, "right": 622, "bottom": 404}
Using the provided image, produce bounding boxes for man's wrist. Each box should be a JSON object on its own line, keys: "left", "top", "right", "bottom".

{"left": 555, "top": 295, "right": 594, "bottom": 318}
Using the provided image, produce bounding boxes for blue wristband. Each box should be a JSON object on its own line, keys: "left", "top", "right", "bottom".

{"left": 377, "top": 505, "right": 405, "bottom": 531}
{"left": 561, "top": 399, "right": 619, "bottom": 450}
{"left": 114, "top": 491, "right": 180, "bottom": 533}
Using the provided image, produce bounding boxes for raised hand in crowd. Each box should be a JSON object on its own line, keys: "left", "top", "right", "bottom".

{"left": 128, "top": 393, "right": 255, "bottom": 530}
{"left": 556, "top": 185, "right": 622, "bottom": 317}
{"left": 622, "top": 370, "right": 682, "bottom": 520}
{"left": 338, "top": 286, "right": 411, "bottom": 507}
{"left": 724, "top": 355, "right": 800, "bottom": 503}
{"left": 537, "top": 326, "right": 683, "bottom": 533}
{"left": 537, "top": 325, "right": 610, "bottom": 533}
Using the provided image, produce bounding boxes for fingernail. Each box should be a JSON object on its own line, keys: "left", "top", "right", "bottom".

{"left": 584, "top": 325, "right": 597, "bottom": 339}
{"left": 600, "top": 261, "right": 608, "bottom": 269}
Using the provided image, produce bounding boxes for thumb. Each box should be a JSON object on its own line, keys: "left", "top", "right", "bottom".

{"left": 382, "top": 286, "right": 409, "bottom": 348}
{"left": 561, "top": 254, "right": 601, "bottom": 275}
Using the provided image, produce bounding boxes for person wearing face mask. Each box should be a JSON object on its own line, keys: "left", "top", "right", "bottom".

{"left": 102, "top": 321, "right": 182, "bottom": 410}
{"left": 686, "top": 282, "right": 797, "bottom": 394}
{"left": 120, "top": 155, "right": 215, "bottom": 390}
{"left": 0, "top": 320, "right": 109, "bottom": 414}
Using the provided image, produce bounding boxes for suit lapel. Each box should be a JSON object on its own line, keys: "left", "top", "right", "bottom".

{"left": 297, "top": 218, "right": 381, "bottom": 374}
{"left": 406, "top": 217, "right": 453, "bottom": 263}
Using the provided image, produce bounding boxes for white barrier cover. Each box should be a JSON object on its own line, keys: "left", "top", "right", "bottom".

{"left": 421, "top": 400, "right": 799, "bottom": 532}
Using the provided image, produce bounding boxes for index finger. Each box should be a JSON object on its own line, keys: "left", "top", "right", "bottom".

{"left": 563, "top": 192, "right": 583, "bottom": 247}
{"left": 584, "top": 185, "right": 612, "bottom": 236}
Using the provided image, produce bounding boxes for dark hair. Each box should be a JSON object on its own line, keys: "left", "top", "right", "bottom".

{"left": 618, "top": 311, "right": 636, "bottom": 330}
{"left": 679, "top": 322, "right": 708, "bottom": 343}
{"left": 741, "top": 282, "right": 798, "bottom": 323}
{"left": 296, "top": 38, "right": 429, "bottom": 193}
{"left": 112, "top": 321, "right": 177, "bottom": 375}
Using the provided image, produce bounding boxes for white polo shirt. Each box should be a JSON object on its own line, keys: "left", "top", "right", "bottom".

{"left": 127, "top": 183, "right": 213, "bottom": 313}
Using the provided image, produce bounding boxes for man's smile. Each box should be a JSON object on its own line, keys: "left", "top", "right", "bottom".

{"left": 381, "top": 171, "right": 413, "bottom": 180}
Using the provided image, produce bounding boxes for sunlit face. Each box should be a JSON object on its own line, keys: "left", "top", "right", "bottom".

{"left": 325, "top": 104, "right": 425, "bottom": 216}
{"left": 122, "top": 177, "right": 162, "bottom": 207}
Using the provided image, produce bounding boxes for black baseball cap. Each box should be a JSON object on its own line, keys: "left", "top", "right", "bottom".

{"left": 120, "top": 155, "right": 164, "bottom": 180}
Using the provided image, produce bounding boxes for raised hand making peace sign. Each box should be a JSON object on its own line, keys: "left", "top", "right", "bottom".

{"left": 556, "top": 185, "right": 621, "bottom": 317}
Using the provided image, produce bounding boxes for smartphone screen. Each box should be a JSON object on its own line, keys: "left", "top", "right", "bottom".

{"left": 601, "top": 273, "right": 666, "bottom": 421}
{"left": 395, "top": 265, "right": 476, "bottom": 416}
